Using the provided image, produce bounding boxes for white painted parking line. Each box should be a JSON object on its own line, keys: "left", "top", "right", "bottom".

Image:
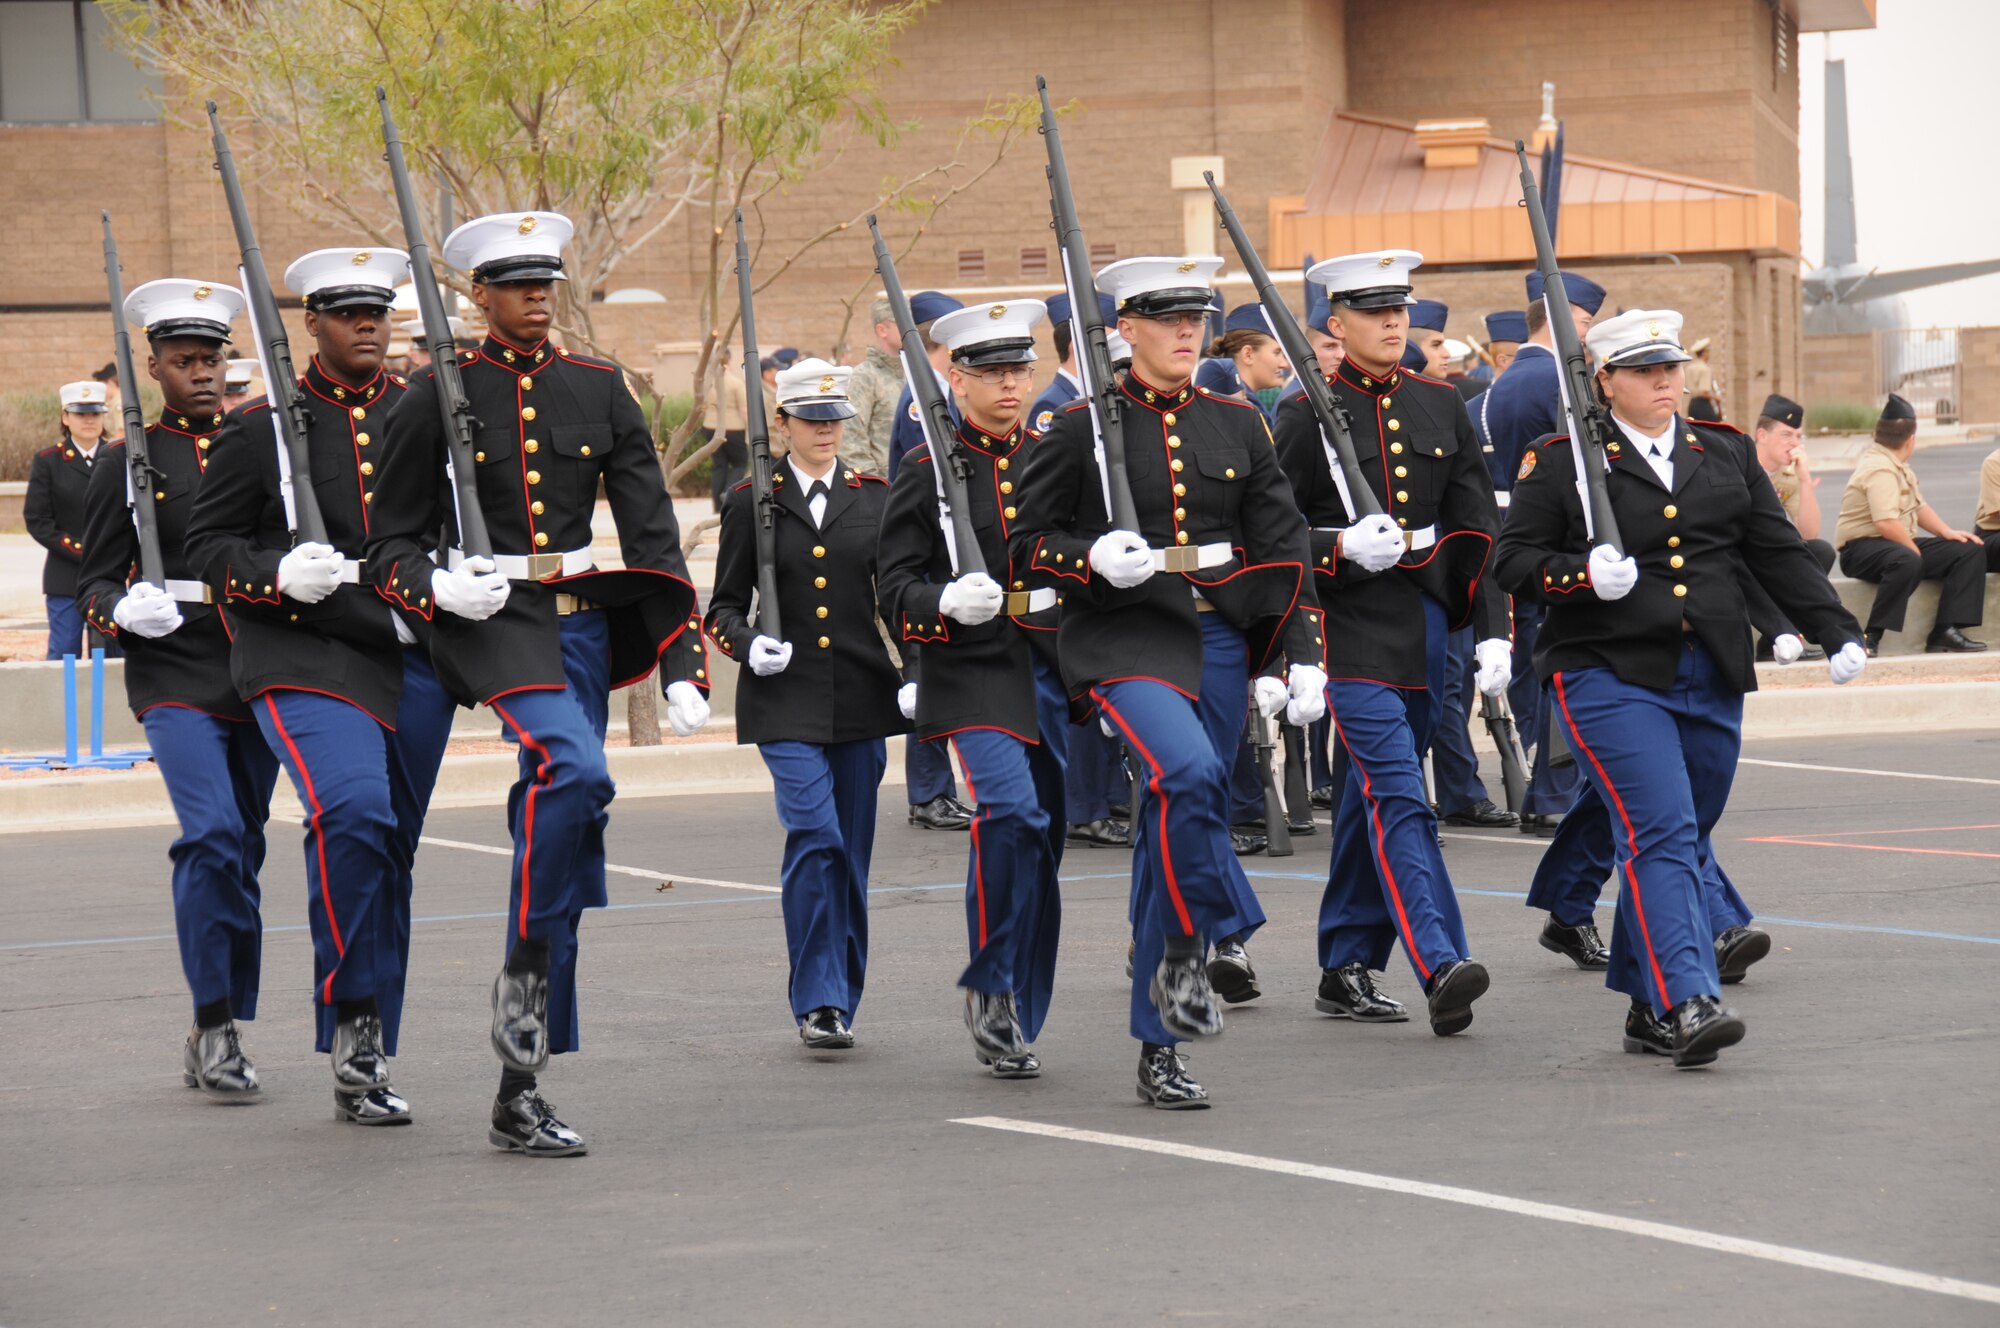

{"left": 952, "top": 1116, "right": 2000, "bottom": 1307}
{"left": 1740, "top": 758, "right": 2000, "bottom": 787}
{"left": 419, "top": 836, "right": 782, "bottom": 893}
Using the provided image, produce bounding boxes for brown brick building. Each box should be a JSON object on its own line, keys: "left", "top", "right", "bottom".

{"left": 3, "top": 0, "right": 1878, "bottom": 425}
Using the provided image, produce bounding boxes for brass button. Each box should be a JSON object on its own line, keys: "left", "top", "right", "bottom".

{"left": 997, "top": 458, "right": 1008, "bottom": 471}
{"left": 1673, "top": 583, "right": 1688, "bottom": 597}
{"left": 364, "top": 493, "right": 373, "bottom": 504}
{"left": 1168, "top": 435, "right": 1182, "bottom": 447}
{"left": 1670, "top": 554, "right": 1684, "bottom": 569}
{"left": 1664, "top": 504, "right": 1678, "bottom": 519}
{"left": 1000, "top": 481, "right": 1013, "bottom": 494}
{"left": 1174, "top": 507, "right": 1187, "bottom": 520}
{"left": 814, "top": 576, "right": 826, "bottom": 589}
{"left": 525, "top": 440, "right": 539, "bottom": 454}
{"left": 356, "top": 432, "right": 370, "bottom": 446}
{"left": 1224, "top": 468, "right": 1236, "bottom": 479}
{"left": 527, "top": 470, "right": 541, "bottom": 485}
{"left": 475, "top": 451, "right": 486, "bottom": 463}
{"left": 1170, "top": 459, "right": 1184, "bottom": 472}
{"left": 197, "top": 437, "right": 211, "bottom": 450}
{"left": 522, "top": 377, "right": 534, "bottom": 391}
{"left": 531, "top": 501, "right": 545, "bottom": 515}
{"left": 1004, "top": 506, "right": 1016, "bottom": 519}
{"left": 1163, "top": 412, "right": 1177, "bottom": 425}
{"left": 1668, "top": 535, "right": 1681, "bottom": 548}
{"left": 535, "top": 532, "right": 550, "bottom": 547}
{"left": 815, "top": 606, "right": 829, "bottom": 619}
{"left": 1390, "top": 442, "right": 1404, "bottom": 455}
{"left": 695, "top": 668, "right": 704, "bottom": 679}
{"left": 359, "top": 461, "right": 374, "bottom": 476}
{"left": 1397, "top": 516, "right": 1409, "bottom": 527}
{"left": 521, "top": 406, "right": 537, "bottom": 422}
{"left": 1394, "top": 466, "right": 1408, "bottom": 478}
{"left": 580, "top": 445, "right": 591, "bottom": 457}
{"left": 1386, "top": 419, "right": 1400, "bottom": 432}
{"left": 1381, "top": 397, "right": 1392, "bottom": 408}
{"left": 155, "top": 490, "right": 165, "bottom": 501}
{"left": 352, "top": 407, "right": 366, "bottom": 421}
{"left": 812, "top": 545, "right": 826, "bottom": 558}
{"left": 1174, "top": 483, "right": 1187, "bottom": 497}
{"left": 817, "top": 636, "right": 830, "bottom": 648}
{"left": 1395, "top": 490, "right": 1409, "bottom": 502}
{"left": 1012, "top": 580, "right": 1024, "bottom": 590}
{"left": 1175, "top": 531, "right": 1189, "bottom": 545}
{"left": 290, "top": 613, "right": 299, "bottom": 622}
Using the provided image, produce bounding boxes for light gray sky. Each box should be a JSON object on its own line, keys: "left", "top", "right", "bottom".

{"left": 1800, "top": 1, "right": 2000, "bottom": 328}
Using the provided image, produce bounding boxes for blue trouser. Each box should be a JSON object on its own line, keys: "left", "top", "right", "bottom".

{"left": 1229, "top": 724, "right": 1263, "bottom": 825}
{"left": 1104, "top": 613, "right": 1266, "bottom": 1045}
{"left": 1526, "top": 776, "right": 1754, "bottom": 935}
{"left": 488, "top": 611, "right": 615, "bottom": 1056}
{"left": 1064, "top": 716, "right": 1124, "bottom": 826}
{"left": 142, "top": 705, "right": 279, "bottom": 1021}
{"left": 906, "top": 725, "right": 957, "bottom": 805}
{"left": 1513, "top": 601, "right": 1582, "bottom": 816}
{"left": 256, "top": 689, "right": 399, "bottom": 1052}
{"left": 1309, "top": 714, "right": 1334, "bottom": 791}
{"left": 950, "top": 725, "right": 1065, "bottom": 1042}
{"left": 760, "top": 737, "right": 887, "bottom": 1021}
{"left": 1319, "top": 595, "right": 1470, "bottom": 982}
{"left": 1429, "top": 624, "right": 1487, "bottom": 816}
{"left": 44, "top": 595, "right": 121, "bottom": 660}
{"left": 1549, "top": 639, "right": 1741, "bottom": 1013}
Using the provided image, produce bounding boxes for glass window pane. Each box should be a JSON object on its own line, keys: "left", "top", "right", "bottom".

{"left": 0, "top": 2, "right": 84, "bottom": 123}
{"left": 81, "top": 1, "right": 159, "bottom": 121}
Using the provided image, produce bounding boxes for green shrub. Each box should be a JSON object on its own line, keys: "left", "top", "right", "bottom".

{"left": 0, "top": 389, "right": 63, "bottom": 481}
{"left": 1807, "top": 400, "right": 1876, "bottom": 433}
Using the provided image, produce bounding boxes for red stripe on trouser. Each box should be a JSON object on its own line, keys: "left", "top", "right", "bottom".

{"left": 263, "top": 695, "right": 343, "bottom": 1002}
{"left": 949, "top": 738, "right": 989, "bottom": 948}
{"left": 1552, "top": 672, "right": 1672, "bottom": 1009}
{"left": 491, "top": 701, "right": 551, "bottom": 941}
{"left": 1332, "top": 715, "right": 1431, "bottom": 983}
{"left": 1092, "top": 689, "right": 1194, "bottom": 936}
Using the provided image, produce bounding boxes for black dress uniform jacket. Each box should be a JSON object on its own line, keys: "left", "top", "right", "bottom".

{"left": 705, "top": 460, "right": 908, "bottom": 746}
{"left": 1007, "top": 373, "right": 1319, "bottom": 712}
{"left": 364, "top": 333, "right": 706, "bottom": 706}
{"left": 185, "top": 361, "right": 419, "bottom": 726}
{"left": 1493, "top": 417, "right": 1862, "bottom": 694}
{"left": 76, "top": 413, "right": 249, "bottom": 719}
{"left": 878, "top": 422, "right": 1053, "bottom": 742}
{"left": 1273, "top": 361, "right": 1505, "bottom": 688}
{"left": 26, "top": 439, "right": 100, "bottom": 596}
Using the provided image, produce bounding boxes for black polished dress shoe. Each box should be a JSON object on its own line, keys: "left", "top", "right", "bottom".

{"left": 1286, "top": 811, "right": 1317, "bottom": 835}
{"left": 1314, "top": 962, "right": 1408, "bottom": 1022}
{"left": 1229, "top": 828, "right": 1268, "bottom": 856}
{"left": 1518, "top": 813, "right": 1560, "bottom": 837}
{"left": 1424, "top": 959, "right": 1490, "bottom": 1036}
{"left": 909, "top": 794, "right": 974, "bottom": 831}
{"left": 1309, "top": 786, "right": 1335, "bottom": 810}
{"left": 489, "top": 1088, "right": 587, "bottom": 1157}
{"left": 1539, "top": 917, "right": 1611, "bottom": 970}
{"left": 1667, "top": 994, "right": 1745, "bottom": 1068}
{"left": 332, "top": 1013, "right": 393, "bottom": 1092}
{"left": 1066, "top": 818, "right": 1131, "bottom": 848}
{"left": 1444, "top": 798, "right": 1520, "bottom": 829}
{"left": 1206, "top": 939, "right": 1261, "bottom": 1004}
{"left": 799, "top": 1007, "right": 855, "bottom": 1050}
{"left": 1714, "top": 925, "right": 1772, "bottom": 984}
{"left": 491, "top": 963, "right": 550, "bottom": 1072}
{"left": 335, "top": 1085, "right": 412, "bottom": 1125}
{"left": 987, "top": 1050, "right": 1041, "bottom": 1079}
{"left": 183, "top": 1022, "right": 260, "bottom": 1098}
{"left": 1864, "top": 628, "right": 1883, "bottom": 656}
{"left": 1135, "top": 1044, "right": 1210, "bottom": 1109}
{"left": 1620, "top": 999, "right": 1673, "bottom": 1057}
{"left": 1927, "top": 625, "right": 1988, "bottom": 653}
{"left": 1150, "top": 952, "right": 1224, "bottom": 1039}
{"left": 964, "top": 989, "right": 1026, "bottom": 1061}
{"left": 1108, "top": 800, "right": 1132, "bottom": 821}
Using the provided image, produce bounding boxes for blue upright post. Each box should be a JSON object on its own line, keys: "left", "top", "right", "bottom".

{"left": 90, "top": 647, "right": 106, "bottom": 758}
{"left": 63, "top": 653, "right": 79, "bottom": 767}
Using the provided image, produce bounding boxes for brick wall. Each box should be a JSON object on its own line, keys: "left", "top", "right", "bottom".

{"left": 1958, "top": 326, "right": 2000, "bottom": 428}
{"left": 1801, "top": 331, "right": 1878, "bottom": 416}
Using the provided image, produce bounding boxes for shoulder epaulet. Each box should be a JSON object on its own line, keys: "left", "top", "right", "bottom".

{"left": 241, "top": 396, "right": 273, "bottom": 416}
{"left": 1690, "top": 418, "right": 1744, "bottom": 437}
{"left": 1400, "top": 368, "right": 1451, "bottom": 388}
{"left": 1059, "top": 398, "right": 1091, "bottom": 414}
{"left": 35, "top": 444, "right": 60, "bottom": 458}
{"left": 1539, "top": 434, "right": 1571, "bottom": 448}
{"left": 554, "top": 347, "right": 616, "bottom": 372}
{"left": 731, "top": 477, "right": 754, "bottom": 493}
{"left": 854, "top": 472, "right": 889, "bottom": 485}
{"left": 390, "top": 373, "right": 407, "bottom": 387}
{"left": 1194, "top": 385, "right": 1257, "bottom": 411}
{"left": 904, "top": 443, "right": 935, "bottom": 466}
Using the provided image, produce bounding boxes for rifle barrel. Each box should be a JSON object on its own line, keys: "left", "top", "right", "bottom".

{"left": 100, "top": 212, "right": 165, "bottom": 588}
{"left": 734, "top": 210, "right": 784, "bottom": 639}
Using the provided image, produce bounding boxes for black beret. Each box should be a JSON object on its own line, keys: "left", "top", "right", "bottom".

{"left": 1759, "top": 394, "right": 1803, "bottom": 429}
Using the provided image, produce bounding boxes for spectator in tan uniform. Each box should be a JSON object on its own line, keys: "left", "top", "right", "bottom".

{"left": 1975, "top": 444, "right": 2000, "bottom": 570}
{"left": 845, "top": 297, "right": 902, "bottom": 476}
{"left": 1752, "top": 393, "right": 1833, "bottom": 571}
{"left": 1683, "top": 337, "right": 1720, "bottom": 420}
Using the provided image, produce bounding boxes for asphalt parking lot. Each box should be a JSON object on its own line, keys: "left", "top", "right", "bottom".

{"left": 3, "top": 730, "right": 1996, "bottom": 1326}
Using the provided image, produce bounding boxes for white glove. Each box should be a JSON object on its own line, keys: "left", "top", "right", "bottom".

{"left": 430, "top": 557, "right": 510, "bottom": 621}
{"left": 277, "top": 541, "right": 342, "bottom": 604}
{"left": 1088, "top": 530, "right": 1154, "bottom": 589}
{"left": 113, "top": 581, "right": 183, "bottom": 638}
{"left": 1828, "top": 641, "right": 1868, "bottom": 685}
{"left": 665, "top": 680, "right": 710, "bottom": 736}
{"left": 1253, "top": 675, "right": 1289, "bottom": 720}
{"left": 749, "top": 634, "right": 792, "bottom": 677}
{"left": 938, "top": 572, "right": 1005, "bottom": 625}
{"left": 1340, "top": 513, "right": 1405, "bottom": 575}
{"left": 1587, "top": 545, "right": 1638, "bottom": 602}
{"left": 1473, "top": 638, "right": 1512, "bottom": 696}
{"left": 1771, "top": 633, "right": 1804, "bottom": 666}
{"left": 1285, "top": 663, "right": 1328, "bottom": 726}
{"left": 898, "top": 682, "right": 918, "bottom": 719}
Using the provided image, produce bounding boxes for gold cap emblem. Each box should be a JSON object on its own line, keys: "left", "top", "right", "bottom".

{"left": 518, "top": 216, "right": 538, "bottom": 235}
{"left": 351, "top": 251, "right": 371, "bottom": 265}
{"left": 1176, "top": 261, "right": 1198, "bottom": 273}
{"left": 988, "top": 303, "right": 1007, "bottom": 319}
{"left": 818, "top": 375, "right": 837, "bottom": 393}
{"left": 1377, "top": 255, "right": 1395, "bottom": 268}
{"left": 192, "top": 285, "right": 211, "bottom": 300}
{"left": 1646, "top": 320, "right": 1663, "bottom": 338}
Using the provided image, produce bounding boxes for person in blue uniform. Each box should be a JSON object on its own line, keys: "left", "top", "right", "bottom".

{"left": 27, "top": 381, "right": 121, "bottom": 659}
{"left": 1197, "top": 303, "right": 1291, "bottom": 423}
{"left": 1494, "top": 308, "right": 1867, "bottom": 1067}
{"left": 1463, "top": 310, "right": 1527, "bottom": 402}
{"left": 366, "top": 211, "right": 711, "bottom": 1155}
{"left": 1275, "top": 251, "right": 1509, "bottom": 1037}
{"left": 879, "top": 301, "right": 1069, "bottom": 1077}
{"left": 1031, "top": 289, "right": 1130, "bottom": 850}
{"left": 884, "top": 290, "right": 976, "bottom": 834}
{"left": 1475, "top": 271, "right": 1608, "bottom": 835}
{"left": 1010, "top": 256, "right": 1326, "bottom": 1107}
{"left": 707, "top": 360, "right": 906, "bottom": 1052}
{"left": 77, "top": 280, "right": 280, "bottom": 1100}
{"left": 1399, "top": 298, "right": 1452, "bottom": 376}
{"left": 186, "top": 247, "right": 459, "bottom": 1126}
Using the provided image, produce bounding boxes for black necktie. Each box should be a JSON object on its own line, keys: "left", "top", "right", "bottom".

{"left": 807, "top": 480, "right": 829, "bottom": 503}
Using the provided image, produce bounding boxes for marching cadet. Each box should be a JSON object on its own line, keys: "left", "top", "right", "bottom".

{"left": 26, "top": 381, "right": 117, "bottom": 659}
{"left": 365, "top": 211, "right": 711, "bottom": 1155}
{"left": 221, "top": 359, "right": 258, "bottom": 411}
{"left": 1275, "top": 251, "right": 1509, "bottom": 1037}
{"left": 398, "top": 315, "right": 471, "bottom": 372}
{"left": 1494, "top": 309, "right": 1867, "bottom": 1067}
{"left": 1010, "top": 256, "right": 1326, "bottom": 1108}
{"left": 77, "top": 279, "right": 281, "bottom": 1099}
{"left": 186, "top": 247, "right": 459, "bottom": 1126}
{"left": 1477, "top": 271, "right": 1608, "bottom": 836}
{"left": 707, "top": 360, "right": 906, "bottom": 1051}
{"left": 878, "top": 299, "right": 1067, "bottom": 1077}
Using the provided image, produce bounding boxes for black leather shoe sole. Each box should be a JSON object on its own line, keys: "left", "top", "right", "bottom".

{"left": 1622, "top": 1023, "right": 1673, "bottom": 1057}
{"left": 1134, "top": 1083, "right": 1211, "bottom": 1110}
{"left": 1444, "top": 810, "right": 1520, "bottom": 829}
{"left": 1207, "top": 960, "right": 1261, "bottom": 1005}
{"left": 1673, "top": 1013, "right": 1746, "bottom": 1068}
{"left": 487, "top": 1128, "right": 587, "bottom": 1157}
{"left": 1539, "top": 929, "right": 1610, "bottom": 971}
{"left": 1312, "top": 996, "right": 1409, "bottom": 1022}
{"left": 1716, "top": 928, "right": 1772, "bottom": 984}
{"left": 334, "top": 1089, "right": 413, "bottom": 1126}
{"left": 1427, "top": 961, "right": 1490, "bottom": 1037}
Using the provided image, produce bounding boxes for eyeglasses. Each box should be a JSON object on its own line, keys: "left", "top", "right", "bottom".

{"left": 959, "top": 365, "right": 1036, "bottom": 386}
{"left": 1134, "top": 312, "right": 1209, "bottom": 331}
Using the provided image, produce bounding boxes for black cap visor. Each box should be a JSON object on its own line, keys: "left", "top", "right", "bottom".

{"left": 1603, "top": 342, "right": 1693, "bottom": 368}
{"left": 952, "top": 337, "right": 1038, "bottom": 368}
{"left": 305, "top": 285, "right": 396, "bottom": 314}
{"left": 473, "top": 256, "right": 566, "bottom": 285}
{"left": 145, "top": 318, "right": 232, "bottom": 344}
{"left": 780, "top": 400, "right": 856, "bottom": 422}
{"left": 1329, "top": 285, "right": 1416, "bottom": 311}
{"left": 1121, "top": 287, "right": 1219, "bottom": 318}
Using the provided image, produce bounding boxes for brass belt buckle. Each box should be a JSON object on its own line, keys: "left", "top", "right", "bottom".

{"left": 526, "top": 551, "right": 564, "bottom": 581}
{"left": 1002, "top": 590, "right": 1035, "bottom": 616}
{"left": 1156, "top": 545, "right": 1203, "bottom": 574}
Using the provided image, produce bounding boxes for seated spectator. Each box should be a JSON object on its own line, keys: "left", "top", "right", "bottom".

{"left": 1753, "top": 394, "right": 1834, "bottom": 570}
{"left": 1834, "top": 393, "right": 1988, "bottom": 654}
{"left": 1976, "top": 443, "right": 2000, "bottom": 571}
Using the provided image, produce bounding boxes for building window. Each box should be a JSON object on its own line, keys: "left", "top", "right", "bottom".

{"left": 1771, "top": 0, "right": 1790, "bottom": 89}
{"left": 1089, "top": 243, "right": 1117, "bottom": 267}
{"left": 956, "top": 249, "right": 985, "bottom": 280}
{"left": 0, "top": 1, "right": 160, "bottom": 124}
{"left": 1019, "top": 246, "right": 1048, "bottom": 278}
